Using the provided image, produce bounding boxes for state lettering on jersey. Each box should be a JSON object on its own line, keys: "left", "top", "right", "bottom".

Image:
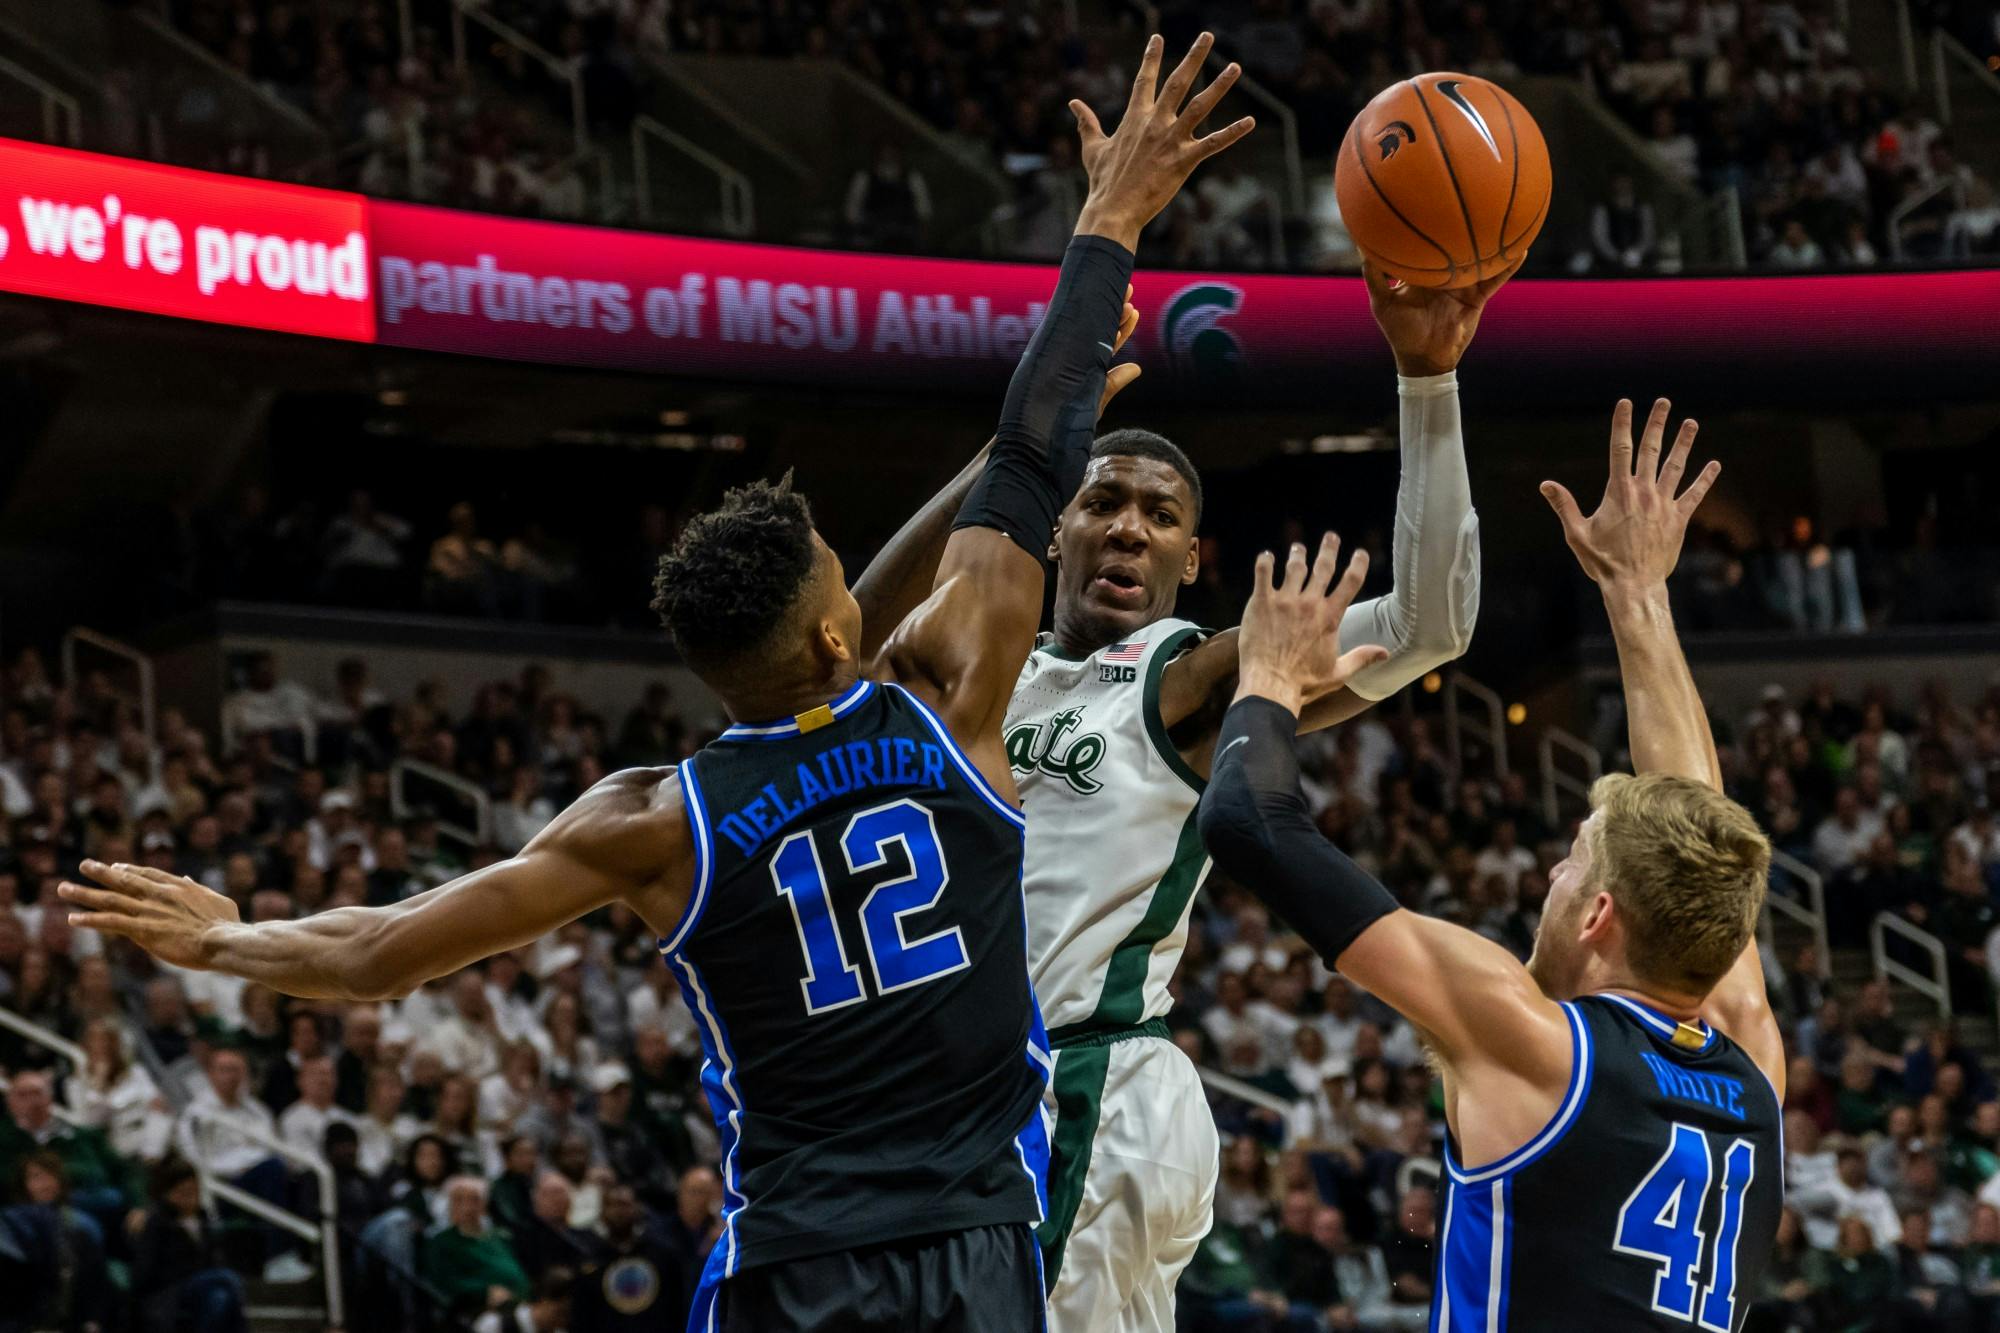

{"left": 1005, "top": 706, "right": 1107, "bottom": 794}
{"left": 713, "top": 736, "right": 949, "bottom": 857}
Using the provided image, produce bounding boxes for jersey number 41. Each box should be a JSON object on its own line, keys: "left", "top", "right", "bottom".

{"left": 1613, "top": 1122, "right": 1757, "bottom": 1331}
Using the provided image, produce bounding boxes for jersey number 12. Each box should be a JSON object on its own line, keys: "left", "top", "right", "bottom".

{"left": 1613, "top": 1122, "right": 1757, "bottom": 1331}
{"left": 772, "top": 797, "right": 970, "bottom": 1014}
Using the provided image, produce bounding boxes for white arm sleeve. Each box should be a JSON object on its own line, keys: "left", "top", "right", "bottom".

{"left": 1337, "top": 370, "right": 1481, "bottom": 701}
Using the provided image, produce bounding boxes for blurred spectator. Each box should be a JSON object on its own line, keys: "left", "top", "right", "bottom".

{"left": 844, "top": 144, "right": 933, "bottom": 252}
{"left": 572, "top": 1180, "right": 689, "bottom": 1331}
{"left": 2, "top": 1152, "right": 114, "bottom": 1333}
{"left": 428, "top": 503, "right": 503, "bottom": 617}
{"left": 63, "top": 1019, "right": 174, "bottom": 1165}
{"left": 422, "top": 1175, "right": 530, "bottom": 1318}
{"left": 510, "top": 1170, "right": 600, "bottom": 1287}
{"left": 0, "top": 1070, "right": 136, "bottom": 1218}
{"left": 130, "top": 1158, "right": 247, "bottom": 1333}
{"left": 1575, "top": 175, "right": 1658, "bottom": 273}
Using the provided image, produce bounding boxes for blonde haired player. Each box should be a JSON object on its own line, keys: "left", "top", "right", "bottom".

{"left": 852, "top": 172, "right": 1515, "bottom": 1333}
{"left": 1199, "top": 399, "right": 1784, "bottom": 1330}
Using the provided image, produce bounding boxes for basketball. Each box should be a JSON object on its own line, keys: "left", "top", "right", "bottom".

{"left": 1334, "top": 72, "right": 1552, "bottom": 288}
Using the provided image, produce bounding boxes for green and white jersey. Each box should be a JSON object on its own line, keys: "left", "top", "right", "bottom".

{"left": 1004, "top": 618, "right": 1211, "bottom": 1038}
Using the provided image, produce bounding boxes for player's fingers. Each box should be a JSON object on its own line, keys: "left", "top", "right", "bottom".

{"left": 1636, "top": 397, "right": 1671, "bottom": 478}
{"left": 1192, "top": 115, "right": 1255, "bottom": 162}
{"left": 77, "top": 859, "right": 157, "bottom": 898}
{"left": 1099, "top": 363, "right": 1142, "bottom": 411}
{"left": 1175, "top": 60, "right": 1239, "bottom": 133}
{"left": 1335, "top": 645, "right": 1392, "bottom": 679}
{"left": 1158, "top": 32, "right": 1214, "bottom": 114}
{"left": 1676, "top": 459, "right": 1722, "bottom": 515}
{"left": 1306, "top": 531, "right": 1343, "bottom": 597}
{"left": 1069, "top": 99, "right": 1105, "bottom": 150}
{"left": 1540, "top": 481, "right": 1584, "bottom": 535}
{"left": 1359, "top": 258, "right": 1405, "bottom": 305}
{"left": 1474, "top": 252, "right": 1527, "bottom": 300}
{"left": 62, "top": 912, "right": 141, "bottom": 940}
{"left": 1127, "top": 34, "right": 1164, "bottom": 115}
{"left": 1283, "top": 541, "right": 1310, "bottom": 593}
{"left": 1660, "top": 418, "right": 1698, "bottom": 490}
{"left": 1607, "top": 399, "right": 1634, "bottom": 476}
{"left": 1253, "top": 549, "right": 1276, "bottom": 591}
{"left": 1328, "top": 547, "right": 1370, "bottom": 614}
{"left": 1114, "top": 300, "right": 1140, "bottom": 350}
{"left": 56, "top": 883, "right": 138, "bottom": 914}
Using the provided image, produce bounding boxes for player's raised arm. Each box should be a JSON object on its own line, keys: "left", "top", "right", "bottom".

{"left": 852, "top": 302, "right": 1140, "bottom": 665}
{"left": 1155, "top": 257, "right": 1517, "bottom": 750}
{"left": 1194, "top": 535, "right": 1572, "bottom": 1075}
{"left": 1541, "top": 398, "right": 1784, "bottom": 1086}
{"left": 60, "top": 769, "right": 692, "bottom": 1002}
{"left": 882, "top": 33, "right": 1250, "bottom": 753}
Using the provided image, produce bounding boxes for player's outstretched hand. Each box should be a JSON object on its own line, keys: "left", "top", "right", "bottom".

{"left": 1235, "top": 533, "right": 1392, "bottom": 715}
{"left": 1072, "top": 33, "right": 1255, "bottom": 251}
{"left": 1098, "top": 286, "right": 1142, "bottom": 419}
{"left": 1540, "top": 397, "right": 1720, "bottom": 588}
{"left": 1362, "top": 254, "right": 1522, "bottom": 378}
{"left": 58, "top": 859, "right": 241, "bottom": 970}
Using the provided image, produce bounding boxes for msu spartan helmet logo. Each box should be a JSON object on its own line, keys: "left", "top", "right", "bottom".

{"left": 1160, "top": 282, "right": 1244, "bottom": 394}
{"left": 1377, "top": 119, "right": 1417, "bottom": 160}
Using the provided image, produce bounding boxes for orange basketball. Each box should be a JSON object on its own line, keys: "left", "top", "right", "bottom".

{"left": 1334, "top": 73, "right": 1551, "bottom": 288}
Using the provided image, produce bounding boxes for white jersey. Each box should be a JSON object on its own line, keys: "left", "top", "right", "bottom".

{"left": 1005, "top": 618, "right": 1210, "bottom": 1036}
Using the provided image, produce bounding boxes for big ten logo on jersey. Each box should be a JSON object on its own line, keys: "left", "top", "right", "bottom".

{"left": 1006, "top": 706, "right": 1107, "bottom": 795}
{"left": 1099, "top": 664, "right": 1136, "bottom": 683}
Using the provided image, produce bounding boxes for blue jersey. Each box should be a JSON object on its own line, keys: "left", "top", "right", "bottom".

{"left": 660, "top": 679, "right": 1050, "bottom": 1291}
{"left": 1432, "top": 994, "right": 1782, "bottom": 1332}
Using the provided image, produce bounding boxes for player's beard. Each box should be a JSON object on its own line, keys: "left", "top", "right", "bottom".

{"left": 1526, "top": 891, "right": 1585, "bottom": 999}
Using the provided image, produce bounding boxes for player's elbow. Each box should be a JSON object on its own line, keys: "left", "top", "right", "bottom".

{"left": 1196, "top": 781, "right": 1289, "bottom": 887}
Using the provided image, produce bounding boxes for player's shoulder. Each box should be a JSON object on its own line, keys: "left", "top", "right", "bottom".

{"left": 555, "top": 766, "right": 685, "bottom": 835}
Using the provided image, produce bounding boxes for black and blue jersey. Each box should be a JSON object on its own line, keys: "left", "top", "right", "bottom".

{"left": 658, "top": 678, "right": 1051, "bottom": 1326}
{"left": 1432, "top": 993, "right": 1782, "bottom": 1332}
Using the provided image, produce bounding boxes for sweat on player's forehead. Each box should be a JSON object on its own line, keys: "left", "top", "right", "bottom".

{"left": 1077, "top": 458, "right": 1192, "bottom": 515}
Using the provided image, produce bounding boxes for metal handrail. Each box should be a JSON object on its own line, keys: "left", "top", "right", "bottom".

{"left": 132, "top": 11, "right": 323, "bottom": 137}
{"left": 390, "top": 756, "right": 493, "bottom": 848}
{"left": 1712, "top": 186, "right": 1747, "bottom": 269}
{"left": 632, "top": 113, "right": 755, "bottom": 234}
{"left": 1121, "top": 1, "right": 1306, "bottom": 217}
{"left": 1768, "top": 848, "right": 1831, "bottom": 979}
{"left": 0, "top": 1005, "right": 341, "bottom": 1321}
{"left": 0, "top": 50, "right": 80, "bottom": 145}
{"left": 1444, "top": 671, "right": 1510, "bottom": 780}
{"left": 184, "top": 1102, "right": 343, "bottom": 1323}
{"left": 1195, "top": 1063, "right": 1295, "bottom": 1123}
{"left": 1870, "top": 910, "right": 1951, "bottom": 1020}
{"left": 1934, "top": 29, "right": 1952, "bottom": 123}
{"left": 62, "top": 627, "right": 156, "bottom": 754}
{"left": 1888, "top": 173, "right": 1966, "bottom": 260}
{"left": 0, "top": 1006, "right": 85, "bottom": 1068}
{"left": 1538, "top": 726, "right": 1601, "bottom": 830}
{"left": 450, "top": 0, "right": 586, "bottom": 155}
{"left": 1896, "top": 0, "right": 1920, "bottom": 91}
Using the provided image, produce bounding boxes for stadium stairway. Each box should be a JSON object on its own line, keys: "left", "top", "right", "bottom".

{"left": 1826, "top": 942, "right": 2000, "bottom": 1069}
{"left": 1841, "top": 0, "right": 2000, "bottom": 186}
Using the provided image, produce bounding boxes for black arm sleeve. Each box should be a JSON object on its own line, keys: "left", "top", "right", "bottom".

{"left": 1197, "top": 695, "right": 1403, "bottom": 964}
{"left": 954, "top": 234, "right": 1133, "bottom": 561}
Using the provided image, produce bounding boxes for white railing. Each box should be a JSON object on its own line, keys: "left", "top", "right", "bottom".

{"left": 450, "top": 0, "right": 587, "bottom": 156}
{"left": 1195, "top": 1063, "right": 1295, "bottom": 1124}
{"left": 1871, "top": 910, "right": 1951, "bottom": 1020}
{"left": 1538, "top": 725, "right": 1601, "bottom": 830}
{"left": 0, "top": 1006, "right": 341, "bottom": 1324}
{"left": 62, "top": 627, "right": 156, "bottom": 754}
{"left": 0, "top": 50, "right": 80, "bottom": 145}
{"left": 1444, "top": 671, "right": 1509, "bottom": 780}
{"left": 1760, "top": 848, "right": 1832, "bottom": 981}
{"left": 1712, "top": 186, "right": 1747, "bottom": 269}
{"left": 632, "top": 113, "right": 755, "bottom": 235}
{"left": 1888, "top": 173, "right": 1966, "bottom": 259}
{"left": 1896, "top": 0, "right": 1920, "bottom": 91}
{"left": 184, "top": 1104, "right": 343, "bottom": 1326}
{"left": 1935, "top": 28, "right": 2000, "bottom": 127}
{"left": 390, "top": 756, "right": 493, "bottom": 849}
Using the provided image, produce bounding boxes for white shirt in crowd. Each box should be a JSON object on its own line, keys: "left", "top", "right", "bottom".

{"left": 1793, "top": 1172, "right": 1902, "bottom": 1251}
{"left": 279, "top": 1099, "right": 359, "bottom": 1165}
{"left": 625, "top": 982, "right": 700, "bottom": 1059}
{"left": 1201, "top": 1001, "right": 1299, "bottom": 1078}
{"left": 65, "top": 1064, "right": 174, "bottom": 1164}
{"left": 177, "top": 1087, "right": 280, "bottom": 1179}
{"left": 1811, "top": 809, "right": 1884, "bottom": 872}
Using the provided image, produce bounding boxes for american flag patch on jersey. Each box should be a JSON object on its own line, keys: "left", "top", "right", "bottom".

{"left": 1101, "top": 642, "right": 1146, "bottom": 663}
